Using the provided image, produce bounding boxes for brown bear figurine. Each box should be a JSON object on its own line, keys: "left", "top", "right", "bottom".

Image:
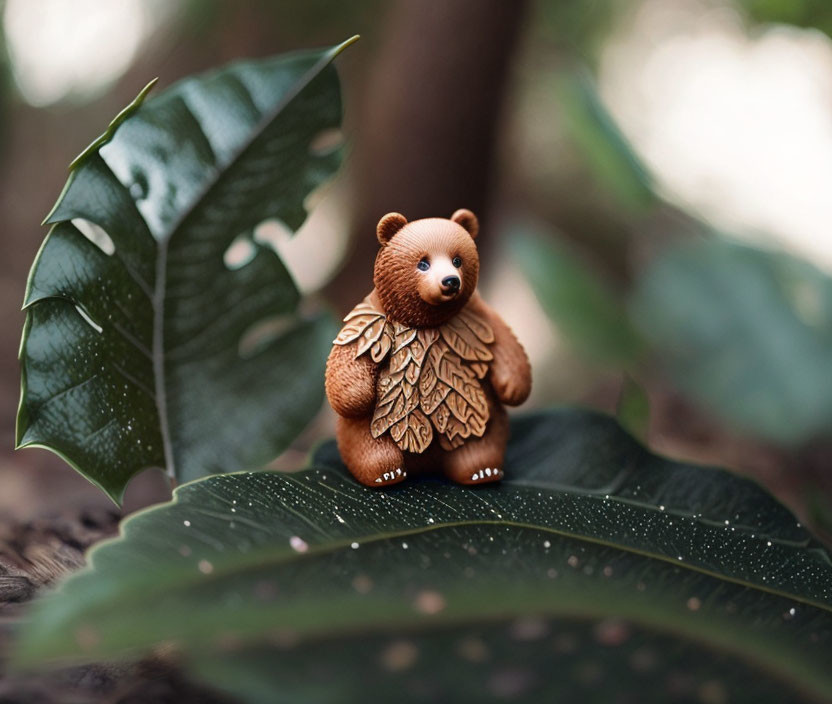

{"left": 325, "top": 209, "right": 532, "bottom": 487}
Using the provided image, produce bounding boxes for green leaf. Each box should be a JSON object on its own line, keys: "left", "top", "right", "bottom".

{"left": 68, "top": 77, "right": 159, "bottom": 171}
{"left": 616, "top": 374, "right": 650, "bottom": 442}
{"left": 739, "top": 0, "right": 832, "bottom": 39}
{"left": 189, "top": 618, "right": 820, "bottom": 704}
{"left": 511, "top": 226, "right": 642, "bottom": 366}
{"left": 557, "top": 69, "right": 656, "bottom": 213}
{"left": 17, "top": 38, "right": 358, "bottom": 502}
{"left": 630, "top": 237, "right": 832, "bottom": 446}
{"left": 14, "top": 409, "right": 832, "bottom": 702}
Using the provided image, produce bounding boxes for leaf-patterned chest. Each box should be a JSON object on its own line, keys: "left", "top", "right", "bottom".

{"left": 333, "top": 297, "right": 495, "bottom": 453}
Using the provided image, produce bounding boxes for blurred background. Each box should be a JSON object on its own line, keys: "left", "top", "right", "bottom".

{"left": 1, "top": 0, "right": 831, "bottom": 541}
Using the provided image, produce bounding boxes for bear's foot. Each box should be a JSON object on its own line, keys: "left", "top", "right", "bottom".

{"left": 371, "top": 467, "right": 407, "bottom": 486}
{"left": 468, "top": 467, "right": 503, "bottom": 484}
{"left": 443, "top": 458, "right": 505, "bottom": 486}
{"left": 441, "top": 429, "right": 507, "bottom": 486}
{"left": 336, "top": 416, "right": 406, "bottom": 488}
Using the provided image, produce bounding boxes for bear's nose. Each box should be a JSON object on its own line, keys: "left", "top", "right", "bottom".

{"left": 441, "top": 275, "right": 460, "bottom": 292}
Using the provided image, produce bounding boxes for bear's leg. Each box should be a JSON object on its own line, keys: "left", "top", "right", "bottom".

{"left": 336, "top": 416, "right": 407, "bottom": 487}
{"left": 441, "top": 403, "right": 509, "bottom": 485}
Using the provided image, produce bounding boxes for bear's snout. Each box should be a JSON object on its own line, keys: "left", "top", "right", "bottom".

{"left": 415, "top": 254, "right": 466, "bottom": 306}
{"left": 441, "top": 275, "right": 460, "bottom": 294}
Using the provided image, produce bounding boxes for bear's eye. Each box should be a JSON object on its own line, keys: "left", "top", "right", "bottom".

{"left": 417, "top": 258, "right": 430, "bottom": 271}
{"left": 452, "top": 256, "right": 462, "bottom": 268}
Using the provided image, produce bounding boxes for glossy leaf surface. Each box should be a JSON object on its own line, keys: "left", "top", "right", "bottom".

{"left": 14, "top": 409, "right": 832, "bottom": 702}
{"left": 17, "top": 39, "right": 356, "bottom": 501}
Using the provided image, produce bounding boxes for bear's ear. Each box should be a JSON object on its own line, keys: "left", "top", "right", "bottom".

{"left": 451, "top": 208, "right": 479, "bottom": 239}
{"left": 377, "top": 212, "right": 408, "bottom": 245}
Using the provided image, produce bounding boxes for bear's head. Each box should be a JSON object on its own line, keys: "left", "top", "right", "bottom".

{"left": 373, "top": 209, "right": 480, "bottom": 327}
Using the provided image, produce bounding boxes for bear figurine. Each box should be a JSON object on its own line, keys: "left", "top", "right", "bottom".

{"left": 325, "top": 209, "right": 531, "bottom": 487}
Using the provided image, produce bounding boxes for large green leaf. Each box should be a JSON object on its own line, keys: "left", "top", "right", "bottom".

{"left": 190, "top": 616, "right": 818, "bottom": 704}
{"left": 631, "top": 237, "right": 832, "bottom": 446}
{"left": 14, "top": 409, "right": 832, "bottom": 702}
{"left": 16, "top": 38, "right": 357, "bottom": 502}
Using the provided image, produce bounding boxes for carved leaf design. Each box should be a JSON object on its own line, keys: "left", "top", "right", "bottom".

{"left": 371, "top": 326, "right": 440, "bottom": 453}
{"left": 432, "top": 403, "right": 450, "bottom": 433}
{"left": 457, "top": 308, "right": 496, "bottom": 345}
{"left": 441, "top": 315, "right": 494, "bottom": 363}
{"left": 356, "top": 317, "right": 388, "bottom": 358}
{"left": 393, "top": 322, "right": 417, "bottom": 349}
{"left": 341, "top": 297, "right": 494, "bottom": 454}
{"left": 373, "top": 371, "right": 415, "bottom": 435}
{"left": 419, "top": 349, "right": 451, "bottom": 415}
{"left": 436, "top": 353, "right": 488, "bottom": 417}
{"left": 470, "top": 362, "right": 488, "bottom": 379}
{"left": 432, "top": 343, "right": 490, "bottom": 449}
{"left": 333, "top": 312, "right": 382, "bottom": 346}
{"left": 390, "top": 409, "right": 433, "bottom": 453}
{"left": 334, "top": 297, "right": 394, "bottom": 364}
{"left": 369, "top": 332, "right": 392, "bottom": 363}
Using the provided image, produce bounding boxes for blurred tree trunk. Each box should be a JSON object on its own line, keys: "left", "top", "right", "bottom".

{"left": 326, "top": 0, "right": 529, "bottom": 310}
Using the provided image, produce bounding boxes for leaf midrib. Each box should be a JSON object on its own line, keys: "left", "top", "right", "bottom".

{"left": 508, "top": 479, "right": 812, "bottom": 547}
{"left": 76, "top": 475, "right": 832, "bottom": 616}
{"left": 142, "top": 39, "right": 356, "bottom": 479}
{"left": 37, "top": 514, "right": 832, "bottom": 700}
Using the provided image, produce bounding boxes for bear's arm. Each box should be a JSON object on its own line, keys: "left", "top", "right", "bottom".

{"left": 466, "top": 294, "right": 532, "bottom": 407}
{"left": 325, "top": 343, "right": 379, "bottom": 418}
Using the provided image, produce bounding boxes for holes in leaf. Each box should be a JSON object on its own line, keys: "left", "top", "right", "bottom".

{"left": 128, "top": 169, "right": 149, "bottom": 200}
{"left": 72, "top": 218, "right": 115, "bottom": 256}
{"left": 238, "top": 314, "right": 296, "bottom": 358}
{"left": 255, "top": 215, "right": 346, "bottom": 294}
{"left": 303, "top": 184, "right": 327, "bottom": 213}
{"left": 223, "top": 235, "right": 257, "bottom": 270}
{"left": 252, "top": 219, "right": 293, "bottom": 248}
{"left": 308, "top": 128, "right": 344, "bottom": 157}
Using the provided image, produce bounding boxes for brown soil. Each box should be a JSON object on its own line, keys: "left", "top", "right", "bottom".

{"left": 0, "top": 505, "right": 231, "bottom": 704}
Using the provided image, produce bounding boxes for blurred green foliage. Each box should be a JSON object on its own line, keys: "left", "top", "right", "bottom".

{"left": 518, "top": 59, "right": 832, "bottom": 451}
{"left": 739, "top": 0, "right": 832, "bottom": 37}
{"left": 535, "top": 0, "right": 623, "bottom": 63}
{"left": 556, "top": 69, "right": 656, "bottom": 214}
{"left": 631, "top": 239, "right": 832, "bottom": 447}
{"left": 616, "top": 373, "right": 650, "bottom": 442}
{"left": 181, "top": 0, "right": 384, "bottom": 42}
{"left": 512, "top": 224, "right": 642, "bottom": 367}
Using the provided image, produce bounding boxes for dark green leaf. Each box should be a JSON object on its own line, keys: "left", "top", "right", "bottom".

{"left": 511, "top": 226, "right": 642, "bottom": 366}
{"left": 14, "top": 409, "right": 832, "bottom": 702}
{"left": 17, "top": 38, "right": 357, "bottom": 501}
{"left": 191, "top": 614, "right": 819, "bottom": 704}
{"left": 68, "top": 77, "right": 159, "bottom": 170}
{"left": 630, "top": 238, "right": 832, "bottom": 446}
